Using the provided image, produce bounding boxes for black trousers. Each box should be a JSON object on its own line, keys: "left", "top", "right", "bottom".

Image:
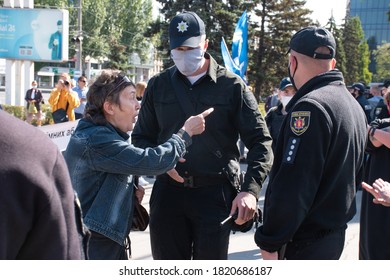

{"left": 88, "top": 231, "right": 128, "bottom": 260}
{"left": 149, "top": 179, "right": 236, "bottom": 260}
{"left": 284, "top": 228, "right": 346, "bottom": 260}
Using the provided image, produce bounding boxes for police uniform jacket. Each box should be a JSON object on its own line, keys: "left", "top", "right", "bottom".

{"left": 132, "top": 53, "right": 273, "bottom": 198}
{"left": 255, "top": 70, "right": 367, "bottom": 252}
{"left": 356, "top": 94, "right": 372, "bottom": 123}
{"left": 265, "top": 104, "right": 286, "bottom": 152}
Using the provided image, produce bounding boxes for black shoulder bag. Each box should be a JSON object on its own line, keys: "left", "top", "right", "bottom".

{"left": 169, "top": 67, "right": 261, "bottom": 233}
{"left": 52, "top": 102, "right": 69, "bottom": 123}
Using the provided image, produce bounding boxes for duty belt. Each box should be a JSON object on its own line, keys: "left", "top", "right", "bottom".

{"left": 157, "top": 173, "right": 229, "bottom": 188}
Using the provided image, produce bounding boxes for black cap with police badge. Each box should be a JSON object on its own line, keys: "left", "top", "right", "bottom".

{"left": 288, "top": 26, "right": 336, "bottom": 59}
{"left": 169, "top": 11, "right": 206, "bottom": 50}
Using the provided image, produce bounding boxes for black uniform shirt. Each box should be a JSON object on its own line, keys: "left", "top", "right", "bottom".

{"left": 132, "top": 53, "right": 273, "bottom": 198}
{"left": 255, "top": 70, "right": 367, "bottom": 252}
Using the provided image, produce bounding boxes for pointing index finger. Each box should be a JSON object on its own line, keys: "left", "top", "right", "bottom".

{"left": 201, "top": 107, "right": 214, "bottom": 118}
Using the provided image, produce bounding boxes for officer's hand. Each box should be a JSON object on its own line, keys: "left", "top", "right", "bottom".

{"left": 260, "top": 249, "right": 278, "bottom": 260}
{"left": 166, "top": 158, "right": 186, "bottom": 183}
{"left": 183, "top": 108, "right": 214, "bottom": 136}
{"left": 230, "top": 192, "right": 257, "bottom": 225}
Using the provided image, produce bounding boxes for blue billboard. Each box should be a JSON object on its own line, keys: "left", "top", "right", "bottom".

{"left": 0, "top": 8, "right": 69, "bottom": 62}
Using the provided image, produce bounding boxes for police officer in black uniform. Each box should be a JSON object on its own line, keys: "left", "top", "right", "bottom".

{"left": 132, "top": 11, "right": 273, "bottom": 260}
{"left": 349, "top": 82, "right": 372, "bottom": 123}
{"left": 255, "top": 26, "right": 367, "bottom": 260}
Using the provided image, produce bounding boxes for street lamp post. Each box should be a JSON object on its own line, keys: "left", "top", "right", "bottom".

{"left": 75, "top": 0, "right": 83, "bottom": 75}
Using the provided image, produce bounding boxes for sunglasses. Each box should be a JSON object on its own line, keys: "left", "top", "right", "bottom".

{"left": 106, "top": 74, "right": 134, "bottom": 97}
{"left": 80, "top": 80, "right": 87, "bottom": 83}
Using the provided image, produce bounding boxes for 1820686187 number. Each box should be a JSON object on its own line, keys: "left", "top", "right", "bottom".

{"left": 212, "top": 266, "right": 272, "bottom": 276}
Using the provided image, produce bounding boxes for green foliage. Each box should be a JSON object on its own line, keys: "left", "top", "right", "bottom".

{"left": 34, "top": 0, "right": 154, "bottom": 72}
{"left": 249, "top": 0, "right": 312, "bottom": 100}
{"left": 359, "top": 39, "right": 372, "bottom": 84}
{"left": 326, "top": 15, "right": 346, "bottom": 77}
{"left": 373, "top": 43, "right": 390, "bottom": 81}
{"left": 2, "top": 104, "right": 55, "bottom": 125}
{"left": 343, "top": 16, "right": 372, "bottom": 85}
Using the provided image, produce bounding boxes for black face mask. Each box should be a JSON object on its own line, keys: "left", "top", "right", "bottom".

{"left": 288, "top": 56, "right": 299, "bottom": 92}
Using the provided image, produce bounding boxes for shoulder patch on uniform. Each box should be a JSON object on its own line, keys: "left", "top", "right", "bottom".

{"left": 290, "top": 111, "right": 311, "bottom": 136}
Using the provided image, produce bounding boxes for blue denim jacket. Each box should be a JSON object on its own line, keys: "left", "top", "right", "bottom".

{"left": 64, "top": 119, "right": 186, "bottom": 245}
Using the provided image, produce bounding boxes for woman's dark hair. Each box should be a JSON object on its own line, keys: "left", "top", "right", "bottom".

{"left": 84, "top": 69, "right": 135, "bottom": 125}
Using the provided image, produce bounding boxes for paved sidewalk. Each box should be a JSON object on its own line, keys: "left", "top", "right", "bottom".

{"left": 130, "top": 174, "right": 361, "bottom": 260}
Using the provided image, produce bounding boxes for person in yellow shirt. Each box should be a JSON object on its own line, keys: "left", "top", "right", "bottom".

{"left": 49, "top": 73, "right": 80, "bottom": 122}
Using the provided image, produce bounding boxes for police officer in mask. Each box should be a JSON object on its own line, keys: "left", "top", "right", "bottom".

{"left": 265, "top": 77, "right": 296, "bottom": 152}
{"left": 255, "top": 26, "right": 367, "bottom": 260}
{"left": 132, "top": 11, "right": 273, "bottom": 260}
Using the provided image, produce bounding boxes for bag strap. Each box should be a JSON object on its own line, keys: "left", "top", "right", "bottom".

{"left": 169, "top": 67, "right": 225, "bottom": 162}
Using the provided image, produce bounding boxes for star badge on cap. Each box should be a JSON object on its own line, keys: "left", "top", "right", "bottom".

{"left": 177, "top": 21, "right": 189, "bottom": 33}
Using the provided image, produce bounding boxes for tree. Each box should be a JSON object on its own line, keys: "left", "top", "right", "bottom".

{"left": 34, "top": 0, "right": 154, "bottom": 72}
{"left": 373, "top": 43, "right": 390, "bottom": 81}
{"left": 326, "top": 14, "right": 346, "bottom": 77}
{"left": 343, "top": 16, "right": 372, "bottom": 85}
{"left": 249, "top": 0, "right": 312, "bottom": 100}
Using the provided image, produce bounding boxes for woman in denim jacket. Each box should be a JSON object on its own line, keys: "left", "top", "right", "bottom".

{"left": 64, "top": 70, "right": 213, "bottom": 259}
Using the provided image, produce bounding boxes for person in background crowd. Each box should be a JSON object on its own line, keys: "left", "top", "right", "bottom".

{"left": 255, "top": 26, "right": 367, "bottom": 260}
{"left": 25, "top": 80, "right": 43, "bottom": 126}
{"left": 359, "top": 90, "right": 390, "bottom": 260}
{"left": 135, "top": 81, "right": 147, "bottom": 102}
{"left": 368, "top": 84, "right": 384, "bottom": 121}
{"left": 349, "top": 82, "right": 372, "bottom": 123}
{"left": 73, "top": 76, "right": 89, "bottom": 119}
{"left": 134, "top": 81, "right": 151, "bottom": 186}
{"left": 0, "top": 110, "right": 87, "bottom": 259}
{"left": 48, "top": 73, "right": 80, "bottom": 122}
{"left": 265, "top": 77, "right": 296, "bottom": 152}
{"left": 64, "top": 69, "right": 212, "bottom": 260}
{"left": 132, "top": 11, "right": 273, "bottom": 260}
{"left": 372, "top": 80, "right": 390, "bottom": 120}
{"left": 265, "top": 88, "right": 280, "bottom": 113}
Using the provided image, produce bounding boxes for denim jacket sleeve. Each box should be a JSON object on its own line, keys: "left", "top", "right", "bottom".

{"left": 87, "top": 126, "right": 186, "bottom": 176}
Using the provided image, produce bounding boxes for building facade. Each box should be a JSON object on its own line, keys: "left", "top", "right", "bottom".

{"left": 347, "top": 0, "right": 390, "bottom": 73}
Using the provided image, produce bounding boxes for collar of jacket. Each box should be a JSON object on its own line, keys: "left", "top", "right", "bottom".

{"left": 286, "top": 69, "right": 344, "bottom": 112}
{"left": 80, "top": 118, "right": 130, "bottom": 141}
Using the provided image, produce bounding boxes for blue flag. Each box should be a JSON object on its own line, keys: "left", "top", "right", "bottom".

{"left": 221, "top": 11, "right": 248, "bottom": 82}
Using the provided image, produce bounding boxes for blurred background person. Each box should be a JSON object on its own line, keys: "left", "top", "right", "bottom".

{"left": 372, "top": 80, "right": 390, "bottom": 120}
{"left": 135, "top": 81, "right": 147, "bottom": 102}
{"left": 73, "top": 76, "right": 89, "bottom": 120}
{"left": 25, "top": 80, "right": 43, "bottom": 126}
{"left": 265, "top": 77, "right": 296, "bottom": 152}
{"left": 368, "top": 84, "right": 383, "bottom": 121}
{"left": 48, "top": 73, "right": 80, "bottom": 123}
{"left": 349, "top": 82, "right": 372, "bottom": 123}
